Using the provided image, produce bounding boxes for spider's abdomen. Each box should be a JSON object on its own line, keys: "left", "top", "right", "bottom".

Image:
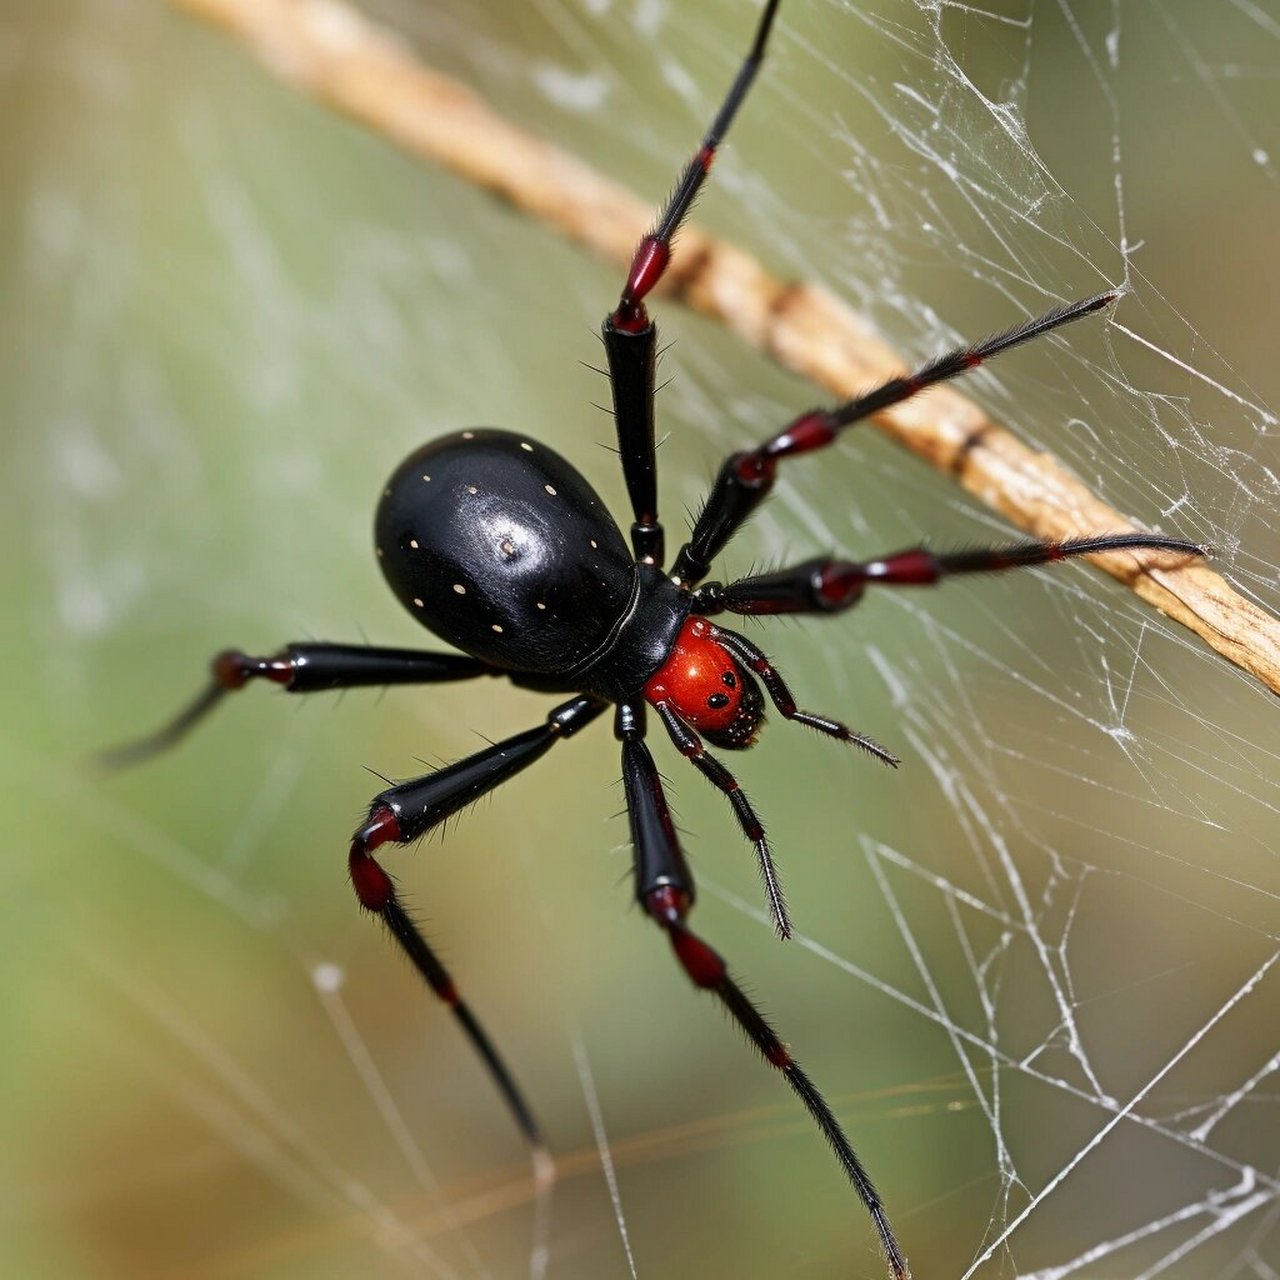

{"left": 375, "top": 429, "right": 635, "bottom": 676}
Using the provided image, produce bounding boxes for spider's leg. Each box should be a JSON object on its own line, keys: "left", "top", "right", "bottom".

{"left": 609, "top": 0, "right": 780, "bottom": 332}
{"left": 603, "top": 0, "right": 783, "bottom": 566}
{"left": 616, "top": 710, "right": 909, "bottom": 1280}
{"left": 692, "top": 534, "right": 1207, "bottom": 617}
{"left": 670, "top": 292, "right": 1125, "bottom": 586}
{"left": 350, "top": 694, "right": 607, "bottom": 1153}
{"left": 650, "top": 699, "right": 790, "bottom": 939}
{"left": 95, "top": 643, "right": 500, "bottom": 770}
{"left": 706, "top": 625, "right": 899, "bottom": 768}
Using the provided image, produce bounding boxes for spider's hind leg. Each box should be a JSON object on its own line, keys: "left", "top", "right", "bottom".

{"left": 349, "top": 693, "right": 607, "bottom": 1151}
{"left": 95, "top": 643, "right": 499, "bottom": 771}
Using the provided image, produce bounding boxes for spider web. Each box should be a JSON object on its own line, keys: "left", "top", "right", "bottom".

{"left": 4, "top": 0, "right": 1277, "bottom": 1277}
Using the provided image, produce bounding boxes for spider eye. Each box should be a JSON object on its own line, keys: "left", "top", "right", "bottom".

{"left": 642, "top": 618, "right": 763, "bottom": 748}
{"left": 700, "top": 668, "right": 766, "bottom": 750}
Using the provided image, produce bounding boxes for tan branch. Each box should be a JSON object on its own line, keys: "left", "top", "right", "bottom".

{"left": 166, "top": 0, "right": 1280, "bottom": 696}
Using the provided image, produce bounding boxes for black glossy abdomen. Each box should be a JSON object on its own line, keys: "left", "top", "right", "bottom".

{"left": 375, "top": 429, "right": 635, "bottom": 675}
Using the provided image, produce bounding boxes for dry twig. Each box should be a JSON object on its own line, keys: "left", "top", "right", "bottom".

{"left": 168, "top": 0, "right": 1280, "bottom": 696}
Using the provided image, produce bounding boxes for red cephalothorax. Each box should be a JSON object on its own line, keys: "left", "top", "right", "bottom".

{"left": 643, "top": 617, "right": 765, "bottom": 748}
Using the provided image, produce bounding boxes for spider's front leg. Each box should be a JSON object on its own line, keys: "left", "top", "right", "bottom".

{"left": 97, "top": 642, "right": 498, "bottom": 769}
{"left": 349, "top": 693, "right": 607, "bottom": 1150}
{"left": 669, "top": 292, "right": 1136, "bottom": 586}
{"left": 649, "top": 699, "right": 790, "bottom": 937}
{"left": 692, "top": 533, "right": 1207, "bottom": 617}
{"left": 616, "top": 705, "right": 910, "bottom": 1280}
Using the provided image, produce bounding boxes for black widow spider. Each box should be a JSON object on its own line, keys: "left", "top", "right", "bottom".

{"left": 107, "top": 2, "right": 1206, "bottom": 1275}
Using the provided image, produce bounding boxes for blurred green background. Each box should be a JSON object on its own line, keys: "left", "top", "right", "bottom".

{"left": 3, "top": 0, "right": 1277, "bottom": 1277}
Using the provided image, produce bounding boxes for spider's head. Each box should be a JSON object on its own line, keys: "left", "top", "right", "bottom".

{"left": 643, "top": 618, "right": 765, "bottom": 750}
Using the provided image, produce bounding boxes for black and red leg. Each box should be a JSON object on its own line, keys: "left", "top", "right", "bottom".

{"left": 96, "top": 642, "right": 499, "bottom": 770}
{"left": 650, "top": 699, "right": 790, "bottom": 938}
{"left": 616, "top": 705, "right": 909, "bottom": 1280}
{"left": 350, "top": 694, "right": 608, "bottom": 1152}
{"left": 669, "top": 292, "right": 1144, "bottom": 585}
{"left": 603, "top": 0, "right": 783, "bottom": 565}
{"left": 692, "top": 532, "right": 1207, "bottom": 618}
{"left": 103, "top": 646, "right": 612, "bottom": 1171}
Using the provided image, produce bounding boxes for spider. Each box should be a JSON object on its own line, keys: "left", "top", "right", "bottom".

{"left": 106, "top": 2, "right": 1205, "bottom": 1275}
